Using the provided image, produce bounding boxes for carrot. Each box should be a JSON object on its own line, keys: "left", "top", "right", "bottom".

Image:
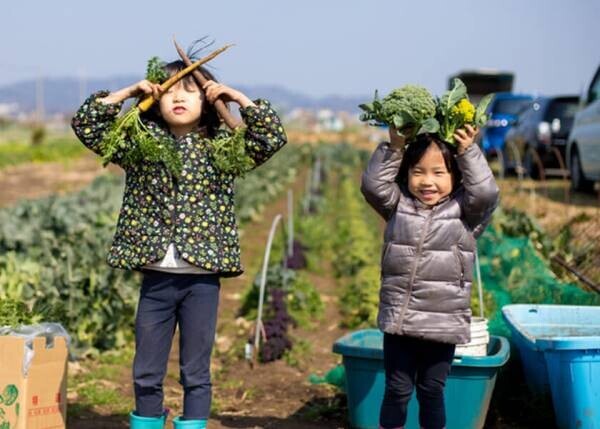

{"left": 173, "top": 38, "right": 242, "bottom": 129}
{"left": 138, "top": 43, "right": 233, "bottom": 112}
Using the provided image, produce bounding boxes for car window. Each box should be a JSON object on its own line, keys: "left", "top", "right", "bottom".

{"left": 518, "top": 104, "right": 536, "bottom": 123}
{"left": 493, "top": 98, "right": 533, "bottom": 115}
{"left": 546, "top": 100, "right": 579, "bottom": 121}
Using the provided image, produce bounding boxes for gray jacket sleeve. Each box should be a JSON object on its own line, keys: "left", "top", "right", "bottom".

{"left": 455, "top": 144, "right": 500, "bottom": 236}
{"left": 360, "top": 142, "right": 404, "bottom": 220}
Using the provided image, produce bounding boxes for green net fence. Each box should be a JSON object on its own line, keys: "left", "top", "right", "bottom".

{"left": 477, "top": 210, "right": 600, "bottom": 337}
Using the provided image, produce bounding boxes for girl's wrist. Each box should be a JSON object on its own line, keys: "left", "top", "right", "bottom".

{"left": 457, "top": 143, "right": 473, "bottom": 155}
{"left": 233, "top": 91, "right": 255, "bottom": 109}
{"left": 388, "top": 141, "right": 405, "bottom": 151}
{"left": 97, "top": 85, "right": 137, "bottom": 105}
{"left": 126, "top": 83, "right": 140, "bottom": 98}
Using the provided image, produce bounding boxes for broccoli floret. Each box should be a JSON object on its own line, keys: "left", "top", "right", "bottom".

{"left": 360, "top": 85, "right": 436, "bottom": 126}
{"left": 359, "top": 85, "right": 437, "bottom": 140}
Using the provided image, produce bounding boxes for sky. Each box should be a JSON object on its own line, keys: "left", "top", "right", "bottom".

{"left": 1, "top": 0, "right": 599, "bottom": 98}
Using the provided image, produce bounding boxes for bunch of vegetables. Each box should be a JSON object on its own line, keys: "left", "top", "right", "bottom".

{"left": 99, "top": 44, "right": 232, "bottom": 177}
{"left": 436, "top": 78, "right": 493, "bottom": 144}
{"left": 210, "top": 127, "right": 256, "bottom": 177}
{"left": 359, "top": 85, "right": 438, "bottom": 141}
{"left": 359, "top": 78, "right": 493, "bottom": 145}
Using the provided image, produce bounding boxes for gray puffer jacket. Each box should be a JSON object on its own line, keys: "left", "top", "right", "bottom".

{"left": 360, "top": 142, "right": 499, "bottom": 344}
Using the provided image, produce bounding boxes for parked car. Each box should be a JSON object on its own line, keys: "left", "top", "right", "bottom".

{"left": 504, "top": 95, "right": 580, "bottom": 178}
{"left": 480, "top": 93, "right": 534, "bottom": 158}
{"left": 567, "top": 64, "right": 600, "bottom": 191}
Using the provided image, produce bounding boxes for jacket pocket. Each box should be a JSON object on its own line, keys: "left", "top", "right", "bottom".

{"left": 453, "top": 245, "right": 465, "bottom": 289}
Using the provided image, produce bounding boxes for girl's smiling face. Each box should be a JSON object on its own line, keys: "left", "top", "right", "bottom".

{"left": 408, "top": 143, "right": 454, "bottom": 206}
{"left": 159, "top": 78, "right": 203, "bottom": 137}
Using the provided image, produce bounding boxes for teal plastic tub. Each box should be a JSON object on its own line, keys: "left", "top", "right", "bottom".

{"left": 332, "top": 329, "right": 510, "bottom": 429}
{"left": 502, "top": 304, "right": 600, "bottom": 429}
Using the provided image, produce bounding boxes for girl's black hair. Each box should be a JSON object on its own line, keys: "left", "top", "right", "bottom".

{"left": 141, "top": 40, "right": 223, "bottom": 138}
{"left": 396, "top": 133, "right": 462, "bottom": 190}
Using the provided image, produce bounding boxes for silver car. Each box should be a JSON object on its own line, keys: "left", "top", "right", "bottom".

{"left": 567, "top": 64, "right": 600, "bottom": 191}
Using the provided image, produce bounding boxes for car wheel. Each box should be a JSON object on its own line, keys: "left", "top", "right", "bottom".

{"left": 570, "top": 148, "right": 593, "bottom": 192}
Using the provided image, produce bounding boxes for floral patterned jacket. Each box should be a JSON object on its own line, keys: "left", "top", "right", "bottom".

{"left": 71, "top": 91, "right": 287, "bottom": 277}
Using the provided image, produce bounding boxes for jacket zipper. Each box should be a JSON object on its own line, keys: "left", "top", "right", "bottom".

{"left": 397, "top": 208, "right": 435, "bottom": 331}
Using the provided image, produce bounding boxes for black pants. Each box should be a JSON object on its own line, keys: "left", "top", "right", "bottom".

{"left": 379, "top": 334, "right": 455, "bottom": 429}
{"left": 133, "top": 270, "right": 220, "bottom": 420}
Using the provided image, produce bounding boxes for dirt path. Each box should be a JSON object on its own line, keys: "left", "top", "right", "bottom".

{"left": 167, "top": 169, "right": 348, "bottom": 428}
{"left": 0, "top": 153, "right": 122, "bottom": 207}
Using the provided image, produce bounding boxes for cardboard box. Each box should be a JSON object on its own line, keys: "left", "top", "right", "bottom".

{"left": 0, "top": 335, "right": 68, "bottom": 429}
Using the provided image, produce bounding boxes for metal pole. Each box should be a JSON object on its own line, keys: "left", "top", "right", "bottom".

{"left": 253, "top": 214, "right": 284, "bottom": 363}
{"left": 287, "top": 190, "right": 294, "bottom": 257}
{"left": 475, "top": 251, "right": 484, "bottom": 319}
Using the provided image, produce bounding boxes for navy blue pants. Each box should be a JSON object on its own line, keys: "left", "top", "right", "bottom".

{"left": 133, "top": 270, "right": 220, "bottom": 420}
{"left": 379, "top": 334, "right": 455, "bottom": 429}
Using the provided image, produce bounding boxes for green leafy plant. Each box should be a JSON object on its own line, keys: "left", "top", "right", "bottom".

{"left": 145, "top": 56, "right": 168, "bottom": 84}
{"left": 359, "top": 85, "right": 437, "bottom": 140}
{"left": 0, "top": 299, "right": 34, "bottom": 327}
{"left": 210, "top": 127, "right": 256, "bottom": 176}
{"left": 359, "top": 79, "right": 493, "bottom": 145}
{"left": 99, "top": 108, "right": 182, "bottom": 176}
{"left": 437, "top": 78, "right": 493, "bottom": 144}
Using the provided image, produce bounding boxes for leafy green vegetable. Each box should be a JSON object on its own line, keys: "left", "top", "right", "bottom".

{"left": 0, "top": 299, "right": 33, "bottom": 328}
{"left": 145, "top": 57, "right": 168, "bottom": 84}
{"left": 359, "top": 85, "right": 437, "bottom": 140}
{"left": 360, "top": 79, "right": 493, "bottom": 145}
{"left": 99, "top": 107, "right": 182, "bottom": 177}
{"left": 209, "top": 127, "right": 256, "bottom": 177}
{"left": 437, "top": 78, "right": 493, "bottom": 144}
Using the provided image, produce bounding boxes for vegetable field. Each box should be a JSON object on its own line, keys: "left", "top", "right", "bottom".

{"left": 0, "top": 137, "right": 598, "bottom": 429}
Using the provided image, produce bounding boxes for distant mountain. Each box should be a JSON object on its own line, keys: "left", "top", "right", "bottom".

{"left": 0, "top": 76, "right": 366, "bottom": 115}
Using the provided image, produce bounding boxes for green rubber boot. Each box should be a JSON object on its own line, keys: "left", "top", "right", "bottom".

{"left": 172, "top": 416, "right": 207, "bottom": 428}
{"left": 129, "top": 410, "right": 168, "bottom": 428}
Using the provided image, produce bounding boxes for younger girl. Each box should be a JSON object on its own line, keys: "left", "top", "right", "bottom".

{"left": 360, "top": 125, "right": 499, "bottom": 429}
{"left": 72, "top": 60, "right": 287, "bottom": 428}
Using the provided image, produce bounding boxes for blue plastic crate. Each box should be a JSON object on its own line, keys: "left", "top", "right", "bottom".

{"left": 333, "top": 329, "right": 510, "bottom": 429}
{"left": 502, "top": 304, "right": 600, "bottom": 429}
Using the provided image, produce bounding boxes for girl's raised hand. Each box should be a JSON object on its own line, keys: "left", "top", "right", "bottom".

{"left": 454, "top": 124, "right": 479, "bottom": 154}
{"left": 130, "top": 80, "right": 163, "bottom": 100}
{"left": 202, "top": 81, "right": 255, "bottom": 109}
{"left": 388, "top": 125, "right": 407, "bottom": 150}
{"left": 97, "top": 80, "right": 162, "bottom": 105}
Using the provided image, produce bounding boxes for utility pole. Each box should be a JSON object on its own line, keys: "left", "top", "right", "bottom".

{"left": 35, "top": 68, "right": 45, "bottom": 123}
